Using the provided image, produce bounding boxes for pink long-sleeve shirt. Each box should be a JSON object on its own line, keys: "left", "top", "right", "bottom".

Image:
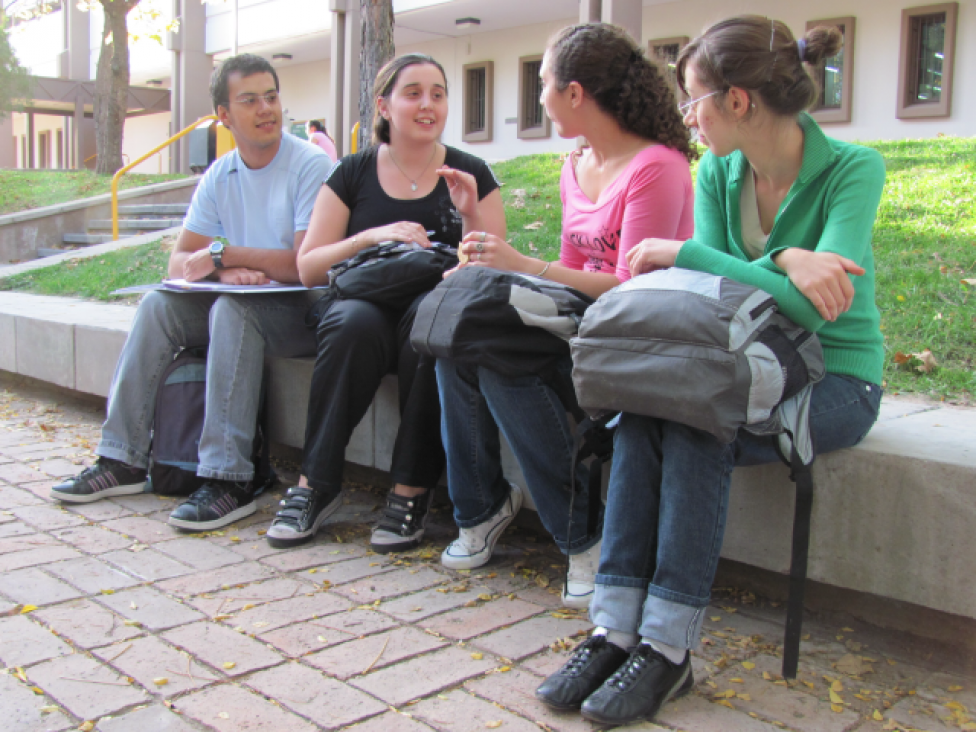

{"left": 559, "top": 143, "right": 695, "bottom": 282}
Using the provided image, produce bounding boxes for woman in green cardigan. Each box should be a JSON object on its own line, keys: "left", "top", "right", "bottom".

{"left": 534, "top": 15, "right": 885, "bottom": 726}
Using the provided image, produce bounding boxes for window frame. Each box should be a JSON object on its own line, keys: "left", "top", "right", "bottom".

{"left": 461, "top": 61, "right": 494, "bottom": 144}
{"left": 805, "top": 17, "right": 855, "bottom": 124}
{"left": 896, "top": 2, "right": 958, "bottom": 119}
{"left": 648, "top": 36, "right": 689, "bottom": 97}
{"left": 517, "top": 54, "right": 550, "bottom": 140}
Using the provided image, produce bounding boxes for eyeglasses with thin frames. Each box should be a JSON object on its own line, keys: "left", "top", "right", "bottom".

{"left": 230, "top": 92, "right": 280, "bottom": 108}
{"left": 678, "top": 90, "right": 720, "bottom": 116}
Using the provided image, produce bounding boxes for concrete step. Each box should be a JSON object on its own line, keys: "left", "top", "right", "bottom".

{"left": 87, "top": 218, "right": 184, "bottom": 232}
{"left": 62, "top": 233, "right": 116, "bottom": 246}
{"left": 117, "top": 204, "right": 189, "bottom": 216}
{"left": 37, "top": 247, "right": 80, "bottom": 258}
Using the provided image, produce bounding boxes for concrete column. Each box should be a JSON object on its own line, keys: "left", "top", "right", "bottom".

{"left": 580, "top": 0, "right": 601, "bottom": 24}
{"left": 77, "top": 111, "right": 96, "bottom": 170}
{"left": 174, "top": 0, "right": 212, "bottom": 173}
{"left": 601, "top": 0, "right": 642, "bottom": 42}
{"left": 0, "top": 116, "right": 14, "bottom": 169}
{"left": 66, "top": 1, "right": 91, "bottom": 80}
{"left": 342, "top": 2, "right": 361, "bottom": 155}
{"left": 27, "top": 113, "right": 35, "bottom": 169}
{"left": 169, "top": 0, "right": 181, "bottom": 173}
{"left": 329, "top": 1, "right": 346, "bottom": 155}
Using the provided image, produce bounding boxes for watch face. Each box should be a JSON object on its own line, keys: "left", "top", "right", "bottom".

{"left": 209, "top": 242, "right": 224, "bottom": 254}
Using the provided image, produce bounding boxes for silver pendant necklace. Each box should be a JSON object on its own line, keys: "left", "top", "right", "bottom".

{"left": 387, "top": 144, "right": 438, "bottom": 192}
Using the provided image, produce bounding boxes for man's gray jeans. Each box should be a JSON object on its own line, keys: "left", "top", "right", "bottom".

{"left": 97, "top": 289, "right": 319, "bottom": 482}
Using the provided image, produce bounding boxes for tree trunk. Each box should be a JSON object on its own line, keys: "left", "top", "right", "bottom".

{"left": 94, "top": 0, "right": 139, "bottom": 175}
{"left": 359, "top": 0, "right": 394, "bottom": 150}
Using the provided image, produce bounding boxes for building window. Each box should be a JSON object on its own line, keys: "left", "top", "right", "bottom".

{"left": 462, "top": 61, "right": 493, "bottom": 143}
{"left": 517, "top": 55, "right": 549, "bottom": 140}
{"left": 806, "top": 17, "right": 855, "bottom": 124}
{"left": 648, "top": 36, "right": 689, "bottom": 94}
{"left": 897, "top": 3, "right": 957, "bottom": 119}
{"left": 38, "top": 131, "right": 50, "bottom": 169}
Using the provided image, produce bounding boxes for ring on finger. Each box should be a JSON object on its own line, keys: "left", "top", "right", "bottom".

{"left": 476, "top": 241, "right": 485, "bottom": 253}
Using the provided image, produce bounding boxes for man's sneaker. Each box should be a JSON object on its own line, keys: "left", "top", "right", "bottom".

{"left": 49, "top": 457, "right": 148, "bottom": 504}
{"left": 562, "top": 538, "right": 602, "bottom": 609}
{"left": 580, "top": 643, "right": 693, "bottom": 726}
{"left": 536, "top": 634, "right": 629, "bottom": 710}
{"left": 441, "top": 481, "right": 523, "bottom": 570}
{"left": 168, "top": 480, "right": 256, "bottom": 531}
{"left": 370, "top": 487, "right": 434, "bottom": 553}
{"left": 266, "top": 485, "right": 343, "bottom": 548}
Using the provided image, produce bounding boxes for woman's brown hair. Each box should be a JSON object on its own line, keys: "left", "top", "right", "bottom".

{"left": 676, "top": 15, "right": 843, "bottom": 117}
{"left": 371, "top": 53, "right": 448, "bottom": 145}
{"left": 548, "top": 23, "right": 697, "bottom": 162}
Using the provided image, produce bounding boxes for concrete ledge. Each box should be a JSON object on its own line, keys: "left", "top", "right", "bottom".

{"left": 1, "top": 290, "right": 974, "bottom": 623}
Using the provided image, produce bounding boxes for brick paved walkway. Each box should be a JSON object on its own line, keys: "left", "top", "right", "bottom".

{"left": 1, "top": 374, "right": 973, "bottom": 732}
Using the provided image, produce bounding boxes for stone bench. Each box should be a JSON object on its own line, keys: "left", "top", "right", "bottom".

{"left": 1, "top": 290, "right": 974, "bottom": 629}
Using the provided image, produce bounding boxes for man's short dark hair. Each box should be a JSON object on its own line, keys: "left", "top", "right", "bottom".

{"left": 210, "top": 54, "right": 280, "bottom": 112}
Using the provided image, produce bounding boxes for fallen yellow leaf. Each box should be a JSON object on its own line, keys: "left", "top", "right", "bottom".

{"left": 218, "top": 712, "right": 230, "bottom": 719}
{"left": 486, "top": 723, "right": 502, "bottom": 729}
{"left": 79, "top": 722, "right": 95, "bottom": 732}
{"left": 738, "top": 693, "right": 752, "bottom": 701}
{"left": 715, "top": 699, "right": 735, "bottom": 709}
{"left": 873, "top": 710, "right": 884, "bottom": 721}
{"left": 30, "top": 685, "right": 44, "bottom": 695}
{"left": 762, "top": 671, "right": 773, "bottom": 681}
{"left": 829, "top": 689, "right": 844, "bottom": 704}
{"left": 949, "top": 685, "right": 965, "bottom": 692}
{"left": 831, "top": 680, "right": 844, "bottom": 692}
{"left": 471, "top": 652, "right": 484, "bottom": 660}
{"left": 153, "top": 677, "right": 169, "bottom": 686}
{"left": 222, "top": 662, "right": 236, "bottom": 670}
{"left": 498, "top": 666, "right": 511, "bottom": 672}
{"left": 830, "top": 704, "right": 844, "bottom": 713}
{"left": 478, "top": 594, "right": 492, "bottom": 601}
{"left": 20, "top": 604, "right": 38, "bottom": 614}
{"left": 100, "top": 589, "right": 115, "bottom": 595}
{"left": 731, "top": 677, "right": 744, "bottom": 683}
{"left": 741, "top": 661, "right": 755, "bottom": 670}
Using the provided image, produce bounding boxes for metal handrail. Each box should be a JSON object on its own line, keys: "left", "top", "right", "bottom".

{"left": 111, "top": 115, "right": 218, "bottom": 240}
{"left": 350, "top": 121, "right": 360, "bottom": 155}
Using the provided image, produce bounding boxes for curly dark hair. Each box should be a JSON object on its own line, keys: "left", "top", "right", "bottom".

{"left": 676, "top": 15, "right": 843, "bottom": 117}
{"left": 210, "top": 54, "right": 279, "bottom": 113}
{"left": 547, "top": 23, "right": 697, "bottom": 162}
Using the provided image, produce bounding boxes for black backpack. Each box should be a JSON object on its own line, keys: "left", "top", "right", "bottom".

{"left": 150, "top": 348, "right": 276, "bottom": 496}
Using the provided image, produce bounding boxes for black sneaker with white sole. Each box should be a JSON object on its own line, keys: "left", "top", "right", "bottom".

{"left": 49, "top": 457, "right": 148, "bottom": 504}
{"left": 370, "top": 487, "right": 434, "bottom": 553}
{"left": 266, "top": 485, "right": 343, "bottom": 548}
{"left": 168, "top": 480, "right": 256, "bottom": 531}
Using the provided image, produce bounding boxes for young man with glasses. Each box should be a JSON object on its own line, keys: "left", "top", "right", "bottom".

{"left": 50, "top": 54, "right": 335, "bottom": 530}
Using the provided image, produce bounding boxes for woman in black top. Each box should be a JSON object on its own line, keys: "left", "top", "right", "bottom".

{"left": 266, "top": 53, "right": 505, "bottom": 551}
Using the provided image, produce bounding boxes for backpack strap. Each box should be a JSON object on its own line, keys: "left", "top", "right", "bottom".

{"left": 251, "top": 363, "right": 277, "bottom": 497}
{"left": 783, "top": 442, "right": 814, "bottom": 680}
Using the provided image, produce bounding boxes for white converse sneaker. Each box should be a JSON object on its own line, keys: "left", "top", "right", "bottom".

{"left": 561, "top": 538, "right": 601, "bottom": 609}
{"left": 442, "top": 481, "right": 523, "bottom": 570}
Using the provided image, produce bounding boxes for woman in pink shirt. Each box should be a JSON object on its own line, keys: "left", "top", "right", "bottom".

{"left": 307, "top": 119, "right": 337, "bottom": 161}
{"left": 436, "top": 23, "right": 696, "bottom": 602}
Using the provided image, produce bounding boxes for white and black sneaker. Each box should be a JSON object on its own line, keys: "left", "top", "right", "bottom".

{"left": 370, "top": 487, "right": 434, "bottom": 554}
{"left": 266, "top": 485, "right": 343, "bottom": 548}
{"left": 441, "top": 481, "right": 523, "bottom": 570}
{"left": 168, "top": 480, "right": 256, "bottom": 531}
{"left": 50, "top": 457, "right": 148, "bottom": 504}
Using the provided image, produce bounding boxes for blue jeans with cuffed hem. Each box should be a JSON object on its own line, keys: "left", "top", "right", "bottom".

{"left": 590, "top": 374, "right": 882, "bottom": 650}
{"left": 98, "top": 290, "right": 318, "bottom": 482}
{"left": 435, "top": 357, "right": 601, "bottom": 554}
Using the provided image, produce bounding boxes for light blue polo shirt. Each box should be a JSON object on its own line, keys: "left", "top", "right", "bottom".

{"left": 184, "top": 132, "right": 334, "bottom": 250}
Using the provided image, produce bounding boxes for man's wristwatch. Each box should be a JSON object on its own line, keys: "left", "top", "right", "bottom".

{"left": 209, "top": 241, "right": 225, "bottom": 269}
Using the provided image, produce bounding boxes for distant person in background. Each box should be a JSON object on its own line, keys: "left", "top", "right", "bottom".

{"left": 308, "top": 119, "right": 338, "bottom": 161}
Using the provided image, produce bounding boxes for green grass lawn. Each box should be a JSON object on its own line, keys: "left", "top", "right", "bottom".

{"left": 0, "top": 170, "right": 189, "bottom": 216}
{"left": 1, "top": 138, "right": 973, "bottom": 403}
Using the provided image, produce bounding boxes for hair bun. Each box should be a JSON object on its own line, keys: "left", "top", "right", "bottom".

{"left": 802, "top": 25, "right": 843, "bottom": 66}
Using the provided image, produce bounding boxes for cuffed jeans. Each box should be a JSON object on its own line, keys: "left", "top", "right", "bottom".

{"left": 436, "top": 357, "right": 601, "bottom": 554}
{"left": 590, "top": 374, "right": 882, "bottom": 650}
{"left": 98, "top": 290, "right": 319, "bottom": 482}
{"left": 301, "top": 295, "right": 445, "bottom": 493}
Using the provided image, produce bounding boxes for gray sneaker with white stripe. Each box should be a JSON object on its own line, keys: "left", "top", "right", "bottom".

{"left": 49, "top": 457, "right": 148, "bottom": 504}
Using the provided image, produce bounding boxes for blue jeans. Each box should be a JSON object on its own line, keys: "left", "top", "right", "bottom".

{"left": 590, "top": 374, "right": 882, "bottom": 650}
{"left": 436, "top": 357, "right": 601, "bottom": 554}
{"left": 98, "top": 290, "right": 319, "bottom": 481}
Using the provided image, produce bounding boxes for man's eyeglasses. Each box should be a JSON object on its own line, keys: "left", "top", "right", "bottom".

{"left": 678, "top": 90, "right": 720, "bottom": 116}
{"left": 231, "top": 92, "right": 280, "bottom": 108}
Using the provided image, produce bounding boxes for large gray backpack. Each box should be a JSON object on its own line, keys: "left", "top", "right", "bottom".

{"left": 570, "top": 267, "right": 825, "bottom": 461}
{"left": 570, "top": 267, "right": 826, "bottom": 680}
